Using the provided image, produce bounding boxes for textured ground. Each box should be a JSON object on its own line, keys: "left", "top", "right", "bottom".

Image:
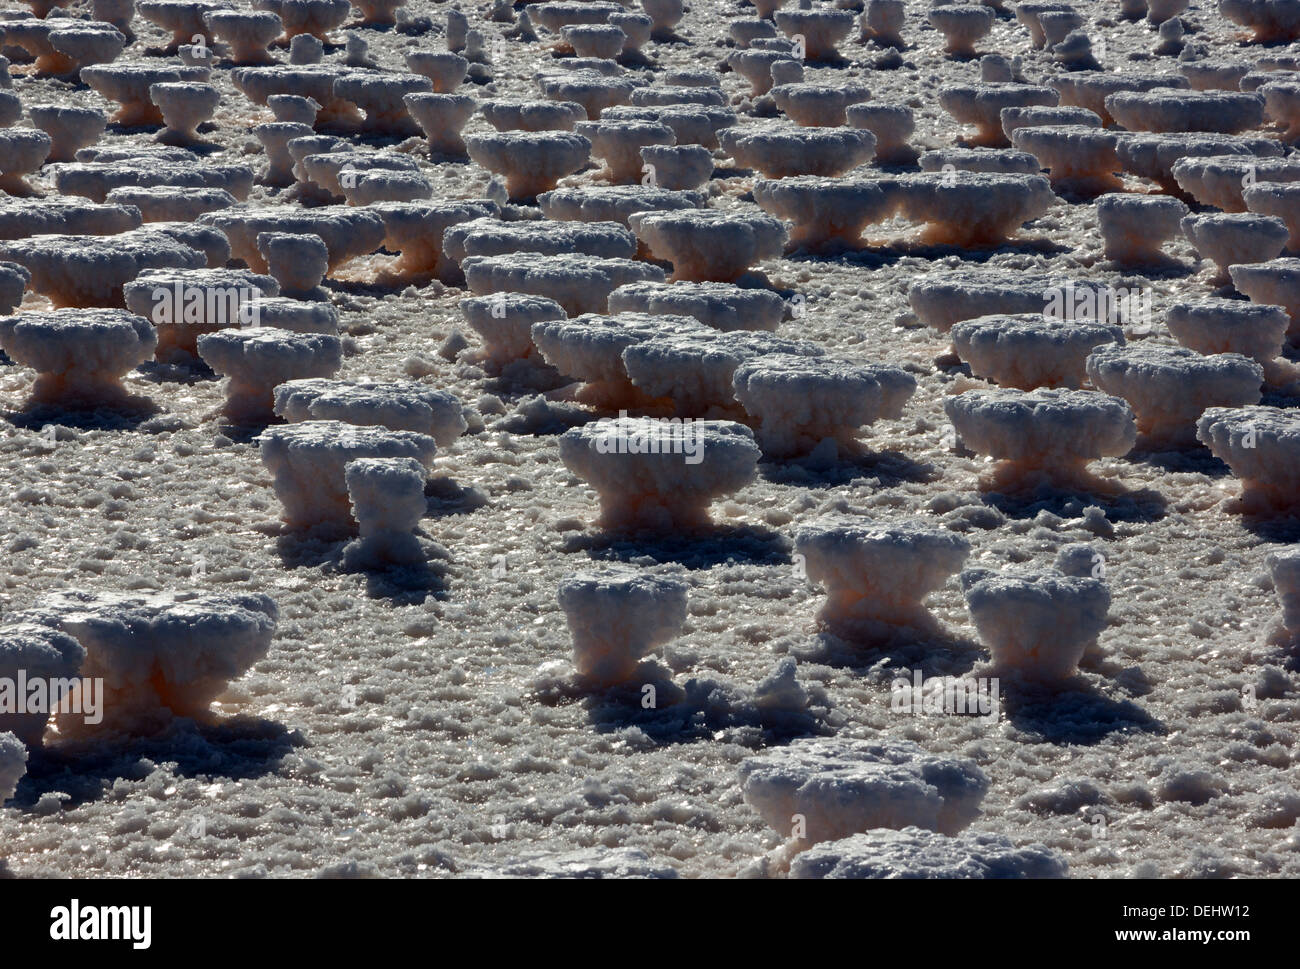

{"left": 1, "top": 0, "right": 1299, "bottom": 878}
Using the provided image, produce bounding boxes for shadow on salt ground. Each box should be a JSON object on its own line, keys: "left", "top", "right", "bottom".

{"left": 758, "top": 448, "right": 940, "bottom": 489}
{"left": 11, "top": 715, "right": 302, "bottom": 810}
{"left": 425, "top": 475, "right": 490, "bottom": 517}
{"left": 136, "top": 358, "right": 218, "bottom": 384}
{"left": 563, "top": 522, "right": 790, "bottom": 570}
{"left": 1123, "top": 444, "right": 1233, "bottom": 477}
{"left": 1239, "top": 513, "right": 1300, "bottom": 544}
{"left": 787, "top": 628, "right": 984, "bottom": 680}
{"left": 274, "top": 530, "right": 452, "bottom": 603}
{"left": 887, "top": 236, "right": 1072, "bottom": 260}
{"left": 3, "top": 398, "right": 161, "bottom": 433}
{"left": 1001, "top": 678, "right": 1164, "bottom": 746}
{"left": 982, "top": 482, "right": 1169, "bottom": 524}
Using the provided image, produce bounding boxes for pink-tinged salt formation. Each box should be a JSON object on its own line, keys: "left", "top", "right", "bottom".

{"left": 352, "top": 0, "right": 406, "bottom": 26}
{"left": 198, "top": 327, "right": 342, "bottom": 422}
{"left": 332, "top": 72, "right": 431, "bottom": 137}
{"left": 943, "top": 387, "right": 1137, "bottom": 491}
{"left": 561, "top": 23, "right": 627, "bottom": 60}
{"left": 919, "top": 147, "right": 1042, "bottom": 176}
{"left": 28, "top": 104, "right": 107, "bottom": 163}
{"left": 231, "top": 65, "right": 360, "bottom": 126}
{"left": 622, "top": 329, "right": 822, "bottom": 418}
{"left": 0, "top": 308, "right": 157, "bottom": 407}
{"left": 1181, "top": 213, "right": 1289, "bottom": 285}
{"left": 862, "top": 0, "right": 905, "bottom": 48}
{"left": 258, "top": 420, "right": 436, "bottom": 529}
{"left": 1242, "top": 181, "right": 1300, "bottom": 249}
{"left": 557, "top": 567, "right": 688, "bottom": 685}
{"left": 0, "top": 229, "right": 206, "bottom": 308}
{"left": 1259, "top": 80, "right": 1300, "bottom": 141}
{"left": 256, "top": 0, "right": 351, "bottom": 41}
{"left": 1166, "top": 299, "right": 1292, "bottom": 380}
{"left": 773, "top": 7, "right": 854, "bottom": 60}
{"left": 846, "top": 102, "right": 916, "bottom": 165}
{"left": 732, "top": 354, "right": 916, "bottom": 458}
{"left": 199, "top": 205, "right": 385, "bottom": 273}
{"left": 961, "top": 566, "right": 1110, "bottom": 680}
{"left": 1119, "top": 133, "right": 1282, "bottom": 197}
{"left": 642, "top": 0, "right": 683, "bottom": 39}
{"left": 465, "top": 131, "right": 591, "bottom": 201}
{"left": 138, "top": 1, "right": 228, "bottom": 52}
{"left": 789, "top": 828, "right": 1068, "bottom": 879}
{"left": 203, "top": 9, "right": 282, "bottom": 65}
{"left": 892, "top": 171, "right": 1056, "bottom": 247}
{"left": 771, "top": 82, "right": 871, "bottom": 127}
{"left": 459, "top": 293, "right": 567, "bottom": 371}
{"left": 405, "top": 50, "right": 468, "bottom": 93}
{"left": 1196, "top": 406, "right": 1300, "bottom": 513}
{"left": 939, "top": 83, "right": 1059, "bottom": 147}
{"left": 1086, "top": 344, "right": 1263, "bottom": 446}
{"left": 254, "top": 121, "right": 313, "bottom": 187}
{"left": 753, "top": 176, "right": 897, "bottom": 250}
{"left": 1011, "top": 125, "right": 1122, "bottom": 193}
{"left": 720, "top": 123, "right": 876, "bottom": 178}
{"left": 532, "top": 311, "right": 708, "bottom": 407}
{"left": 1096, "top": 193, "right": 1190, "bottom": 265}
{"left": 537, "top": 70, "right": 641, "bottom": 119}
{"left": 577, "top": 118, "right": 675, "bottom": 184}
{"left": 1220, "top": 0, "right": 1300, "bottom": 43}
{"left": 299, "top": 148, "right": 421, "bottom": 201}
{"left": 369, "top": 200, "right": 496, "bottom": 283}
{"left": 1000, "top": 105, "right": 1102, "bottom": 141}
{"left": 481, "top": 99, "right": 586, "bottom": 132}
{"left": 149, "top": 81, "right": 220, "bottom": 145}
{"left": 951, "top": 314, "right": 1125, "bottom": 390}
{"left": 793, "top": 516, "right": 971, "bottom": 640}
{"left": 1105, "top": 90, "right": 1265, "bottom": 134}
{"left": 1014, "top": 2, "right": 1075, "bottom": 48}
{"left": 928, "top": 3, "right": 993, "bottom": 57}
{"left": 608, "top": 281, "right": 784, "bottom": 333}
{"left": 1050, "top": 71, "right": 1190, "bottom": 126}
{"left": 80, "top": 63, "right": 208, "bottom": 127}
{"left": 443, "top": 218, "right": 635, "bottom": 265}
{"left": 465, "top": 253, "right": 664, "bottom": 317}
{"left": 558, "top": 416, "right": 760, "bottom": 530}
{"left": 628, "top": 208, "right": 787, "bottom": 282}
{"left": 11, "top": 590, "right": 277, "bottom": 734}
{"left": 123, "top": 266, "right": 278, "bottom": 359}
{"left": 1170, "top": 153, "right": 1300, "bottom": 210}
{"left": 1229, "top": 258, "right": 1300, "bottom": 343}
{"left": 1179, "top": 60, "right": 1252, "bottom": 92}
{"left": 0, "top": 622, "right": 84, "bottom": 746}
{"left": 0, "top": 128, "right": 49, "bottom": 197}
{"left": 274, "top": 379, "right": 466, "bottom": 447}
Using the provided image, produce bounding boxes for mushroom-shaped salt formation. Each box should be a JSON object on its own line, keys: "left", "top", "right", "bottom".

{"left": 944, "top": 387, "right": 1137, "bottom": 490}
{"left": 1105, "top": 90, "right": 1265, "bottom": 134}
{"left": 1037, "top": 9, "right": 1083, "bottom": 47}
{"left": 259, "top": 420, "right": 436, "bottom": 528}
{"left": 893, "top": 171, "right": 1055, "bottom": 247}
{"left": 0, "top": 262, "right": 28, "bottom": 315}
{"left": 256, "top": 0, "right": 351, "bottom": 40}
{"left": 1050, "top": 71, "right": 1190, "bottom": 126}
{"left": 741, "top": 738, "right": 989, "bottom": 859}
{"left": 557, "top": 567, "right": 688, "bottom": 685}
{"left": 0, "top": 197, "right": 143, "bottom": 240}
{"left": 1243, "top": 181, "right": 1300, "bottom": 250}
{"left": 732, "top": 354, "right": 915, "bottom": 458}
{"left": 39, "top": 22, "right": 128, "bottom": 76}
{"left": 639, "top": 145, "right": 712, "bottom": 191}
{"left": 602, "top": 106, "right": 731, "bottom": 149}
{"left": 1260, "top": 80, "right": 1300, "bottom": 142}
{"left": 405, "top": 51, "right": 468, "bottom": 93}
{"left": 123, "top": 266, "right": 279, "bottom": 359}
{"left": 465, "top": 252, "right": 664, "bottom": 316}
{"left": 608, "top": 281, "right": 785, "bottom": 332}
{"left": 1268, "top": 548, "right": 1300, "bottom": 642}
{"left": 1000, "top": 105, "right": 1102, "bottom": 141}
{"left": 152, "top": 221, "right": 232, "bottom": 269}
{"left": 559, "top": 416, "right": 760, "bottom": 530}
{"left": 199, "top": 205, "right": 385, "bottom": 273}
{"left": 105, "top": 186, "right": 236, "bottom": 223}
{"left": 95, "top": 0, "right": 137, "bottom": 41}
{"left": 531, "top": 311, "right": 707, "bottom": 406}
{"left": 149, "top": 81, "right": 220, "bottom": 145}
{"left": 909, "top": 270, "right": 1123, "bottom": 332}
{"left": 245, "top": 296, "right": 337, "bottom": 334}
{"left": 300, "top": 148, "right": 420, "bottom": 199}
{"left": 771, "top": 82, "right": 871, "bottom": 128}
{"left": 960, "top": 566, "right": 1110, "bottom": 680}
{"left": 1086, "top": 343, "right": 1263, "bottom": 445}
{"left": 198, "top": 326, "right": 341, "bottom": 422}
{"left": 28, "top": 105, "right": 106, "bottom": 164}
{"left": 731, "top": 17, "right": 778, "bottom": 48}
{"left": 338, "top": 457, "right": 429, "bottom": 570}
{"left": 443, "top": 217, "right": 635, "bottom": 265}
{"left": 846, "top": 103, "right": 916, "bottom": 165}
{"left": 138, "top": 0, "right": 227, "bottom": 51}
{"left": 1197, "top": 406, "right": 1300, "bottom": 513}
{"left": 1014, "top": 1, "right": 1074, "bottom": 48}
{"left": 726, "top": 49, "right": 798, "bottom": 97}
{"left": 230, "top": 65, "right": 359, "bottom": 126}
{"left": 950, "top": 314, "right": 1125, "bottom": 390}
{"left": 0, "top": 230, "right": 206, "bottom": 309}
{"left": 793, "top": 517, "right": 971, "bottom": 640}
{"left": 1179, "top": 60, "right": 1252, "bottom": 92}
{"left": 400, "top": 93, "right": 478, "bottom": 158}
{"left": 753, "top": 176, "right": 897, "bottom": 250}
{"left": 720, "top": 123, "right": 876, "bottom": 179}
{"left": 537, "top": 184, "right": 706, "bottom": 228}
{"left": 253, "top": 120, "right": 314, "bottom": 186}
{"left": 525, "top": 1, "right": 623, "bottom": 32}
{"left": 0, "top": 308, "right": 157, "bottom": 406}
{"left": 465, "top": 130, "right": 591, "bottom": 201}
{"left": 642, "top": 0, "right": 683, "bottom": 38}
{"left": 1011, "top": 125, "right": 1121, "bottom": 193}
{"left": 1220, "top": 0, "right": 1300, "bottom": 43}
{"left": 939, "top": 83, "right": 1059, "bottom": 148}
{"left": 630, "top": 84, "right": 728, "bottom": 110}
{"left": 337, "top": 168, "right": 433, "bottom": 206}
{"left": 1096, "top": 193, "right": 1190, "bottom": 265}
{"left": 577, "top": 118, "right": 675, "bottom": 184}
{"left": 274, "top": 378, "right": 466, "bottom": 445}
{"left": 203, "top": 9, "right": 281, "bottom": 64}
{"left": 256, "top": 231, "right": 327, "bottom": 299}
{"left": 481, "top": 98, "right": 586, "bottom": 132}
{"left": 1137, "top": 138, "right": 1288, "bottom": 200}
{"left": 1182, "top": 213, "right": 1289, "bottom": 285}
{"left": 333, "top": 72, "right": 431, "bottom": 137}
{"left": 352, "top": 0, "right": 405, "bottom": 25}
{"left": 862, "top": 0, "right": 905, "bottom": 47}
{"left": 369, "top": 199, "right": 496, "bottom": 282}
{"left": 0, "top": 624, "right": 84, "bottom": 747}
{"left": 1228, "top": 259, "right": 1300, "bottom": 342}
{"left": 53, "top": 158, "right": 254, "bottom": 205}
{"left": 917, "top": 147, "right": 1041, "bottom": 176}
{"left": 561, "top": 23, "right": 626, "bottom": 59}
{"left": 80, "top": 63, "right": 207, "bottom": 127}
{"left": 537, "top": 70, "right": 641, "bottom": 119}
{"left": 790, "top": 827, "right": 1068, "bottom": 879}
{"left": 458, "top": 293, "right": 566, "bottom": 370}
{"left": 0, "top": 128, "right": 49, "bottom": 197}
{"left": 1166, "top": 299, "right": 1291, "bottom": 377}
{"left": 773, "top": 6, "right": 854, "bottom": 61}
{"left": 628, "top": 208, "right": 787, "bottom": 282}
{"left": 928, "top": 3, "right": 993, "bottom": 57}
